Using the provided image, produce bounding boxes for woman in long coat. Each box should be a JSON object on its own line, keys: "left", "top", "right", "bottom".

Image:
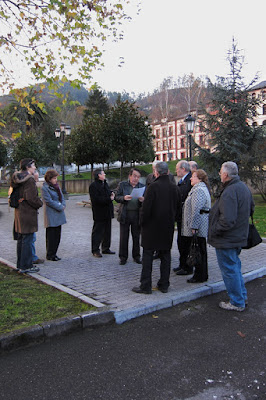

{"left": 42, "top": 170, "right": 66, "bottom": 261}
{"left": 182, "top": 169, "right": 211, "bottom": 283}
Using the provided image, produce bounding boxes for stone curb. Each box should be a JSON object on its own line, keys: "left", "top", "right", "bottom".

{"left": 0, "top": 311, "right": 115, "bottom": 354}
{"left": 0, "top": 259, "right": 265, "bottom": 354}
{"left": 114, "top": 267, "right": 266, "bottom": 324}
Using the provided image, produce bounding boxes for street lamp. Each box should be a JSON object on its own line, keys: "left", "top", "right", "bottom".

{"left": 55, "top": 123, "right": 71, "bottom": 197}
{"left": 185, "top": 114, "right": 196, "bottom": 161}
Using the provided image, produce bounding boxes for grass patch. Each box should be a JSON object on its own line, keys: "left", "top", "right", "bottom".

{"left": 0, "top": 263, "right": 95, "bottom": 335}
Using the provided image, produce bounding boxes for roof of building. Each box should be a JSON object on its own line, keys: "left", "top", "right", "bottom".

{"left": 250, "top": 81, "right": 266, "bottom": 90}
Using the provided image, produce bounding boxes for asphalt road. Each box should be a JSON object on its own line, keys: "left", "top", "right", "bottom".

{"left": 1, "top": 278, "right": 265, "bottom": 400}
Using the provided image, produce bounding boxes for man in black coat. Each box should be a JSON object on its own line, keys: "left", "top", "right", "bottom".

{"left": 89, "top": 169, "right": 115, "bottom": 258}
{"left": 175, "top": 160, "right": 193, "bottom": 275}
{"left": 132, "top": 162, "right": 181, "bottom": 294}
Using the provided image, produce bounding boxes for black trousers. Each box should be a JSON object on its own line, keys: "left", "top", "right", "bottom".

{"left": 46, "top": 226, "right": 61, "bottom": 258}
{"left": 91, "top": 219, "right": 111, "bottom": 253}
{"left": 177, "top": 224, "right": 192, "bottom": 272}
{"left": 181, "top": 235, "right": 208, "bottom": 281}
{"left": 140, "top": 249, "right": 171, "bottom": 291}
{"left": 119, "top": 211, "right": 141, "bottom": 260}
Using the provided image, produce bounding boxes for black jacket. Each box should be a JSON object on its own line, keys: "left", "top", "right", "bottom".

{"left": 176, "top": 172, "right": 192, "bottom": 225}
{"left": 89, "top": 179, "right": 114, "bottom": 221}
{"left": 140, "top": 175, "right": 181, "bottom": 250}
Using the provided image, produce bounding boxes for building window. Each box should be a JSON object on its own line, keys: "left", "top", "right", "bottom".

{"left": 156, "top": 142, "right": 160, "bottom": 151}
{"left": 263, "top": 105, "right": 266, "bottom": 115}
{"left": 156, "top": 129, "right": 160, "bottom": 138}
{"left": 180, "top": 125, "right": 185, "bottom": 135}
{"left": 169, "top": 126, "right": 173, "bottom": 135}
{"left": 163, "top": 141, "right": 167, "bottom": 150}
{"left": 163, "top": 154, "right": 167, "bottom": 161}
{"left": 180, "top": 152, "right": 186, "bottom": 159}
{"left": 180, "top": 138, "right": 185, "bottom": 148}
{"left": 169, "top": 139, "right": 173, "bottom": 149}
{"left": 162, "top": 128, "right": 167, "bottom": 137}
{"left": 199, "top": 135, "right": 205, "bottom": 145}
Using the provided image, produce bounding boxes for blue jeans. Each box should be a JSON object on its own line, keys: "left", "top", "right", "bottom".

{"left": 17, "top": 233, "right": 34, "bottom": 270}
{"left": 32, "top": 232, "right": 38, "bottom": 262}
{"left": 216, "top": 248, "right": 247, "bottom": 308}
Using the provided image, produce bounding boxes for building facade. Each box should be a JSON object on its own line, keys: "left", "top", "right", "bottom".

{"left": 151, "top": 81, "right": 266, "bottom": 162}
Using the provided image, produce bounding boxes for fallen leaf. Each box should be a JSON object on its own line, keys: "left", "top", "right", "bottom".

{"left": 237, "top": 331, "right": 246, "bottom": 338}
{"left": 152, "top": 315, "right": 158, "bottom": 319}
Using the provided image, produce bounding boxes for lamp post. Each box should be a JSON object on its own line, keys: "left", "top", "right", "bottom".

{"left": 184, "top": 114, "right": 196, "bottom": 161}
{"left": 55, "top": 123, "right": 71, "bottom": 197}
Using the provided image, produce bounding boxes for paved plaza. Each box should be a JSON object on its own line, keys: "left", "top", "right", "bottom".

{"left": 0, "top": 195, "right": 265, "bottom": 324}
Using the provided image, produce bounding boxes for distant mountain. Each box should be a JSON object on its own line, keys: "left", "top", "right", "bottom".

{"left": 0, "top": 81, "right": 90, "bottom": 108}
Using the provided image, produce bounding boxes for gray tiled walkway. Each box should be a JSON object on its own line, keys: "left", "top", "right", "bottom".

{"left": 1, "top": 195, "right": 265, "bottom": 323}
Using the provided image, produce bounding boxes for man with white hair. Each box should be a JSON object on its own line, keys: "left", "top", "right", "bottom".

{"left": 208, "top": 161, "right": 254, "bottom": 312}
{"left": 188, "top": 160, "right": 198, "bottom": 173}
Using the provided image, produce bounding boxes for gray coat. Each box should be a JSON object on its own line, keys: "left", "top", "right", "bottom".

{"left": 208, "top": 177, "right": 254, "bottom": 249}
{"left": 41, "top": 182, "right": 66, "bottom": 228}
{"left": 182, "top": 182, "right": 211, "bottom": 238}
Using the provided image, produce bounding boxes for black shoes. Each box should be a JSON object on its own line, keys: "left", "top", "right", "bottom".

{"left": 176, "top": 268, "right": 193, "bottom": 276}
{"left": 102, "top": 249, "right": 116, "bottom": 255}
{"left": 120, "top": 258, "right": 127, "bottom": 265}
{"left": 173, "top": 266, "right": 182, "bottom": 272}
{"left": 47, "top": 255, "right": 61, "bottom": 261}
{"left": 132, "top": 286, "right": 152, "bottom": 295}
{"left": 157, "top": 286, "right": 168, "bottom": 293}
{"left": 92, "top": 252, "right": 102, "bottom": 258}
{"left": 187, "top": 277, "right": 206, "bottom": 283}
{"left": 134, "top": 257, "right": 142, "bottom": 264}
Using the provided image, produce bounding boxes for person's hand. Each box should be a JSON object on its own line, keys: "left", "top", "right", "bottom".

{"left": 33, "top": 171, "right": 39, "bottom": 182}
{"left": 110, "top": 192, "right": 115, "bottom": 201}
{"left": 192, "top": 229, "right": 198, "bottom": 235}
{"left": 138, "top": 196, "right": 144, "bottom": 203}
{"left": 124, "top": 195, "right": 132, "bottom": 201}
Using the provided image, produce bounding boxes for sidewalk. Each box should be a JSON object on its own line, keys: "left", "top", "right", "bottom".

{"left": 0, "top": 195, "right": 266, "bottom": 340}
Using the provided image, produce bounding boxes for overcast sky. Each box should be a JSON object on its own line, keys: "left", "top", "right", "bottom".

{"left": 4, "top": 0, "right": 266, "bottom": 96}
{"left": 92, "top": 0, "right": 266, "bottom": 95}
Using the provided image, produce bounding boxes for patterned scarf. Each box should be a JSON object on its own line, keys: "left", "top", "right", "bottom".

{"left": 49, "top": 182, "right": 62, "bottom": 203}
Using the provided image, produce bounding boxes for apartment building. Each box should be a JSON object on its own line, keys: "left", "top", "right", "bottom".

{"left": 151, "top": 81, "right": 266, "bottom": 162}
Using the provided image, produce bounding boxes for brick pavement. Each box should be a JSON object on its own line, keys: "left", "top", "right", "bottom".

{"left": 0, "top": 195, "right": 265, "bottom": 323}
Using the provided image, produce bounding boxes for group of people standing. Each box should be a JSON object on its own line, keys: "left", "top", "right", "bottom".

{"left": 11, "top": 159, "right": 66, "bottom": 273}
{"left": 90, "top": 159, "right": 254, "bottom": 312}
{"left": 11, "top": 157, "right": 254, "bottom": 312}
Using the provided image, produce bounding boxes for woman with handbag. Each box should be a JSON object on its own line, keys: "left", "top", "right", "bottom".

{"left": 181, "top": 169, "right": 211, "bottom": 283}
{"left": 42, "top": 169, "right": 66, "bottom": 261}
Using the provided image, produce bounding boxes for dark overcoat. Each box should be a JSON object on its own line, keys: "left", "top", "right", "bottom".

{"left": 208, "top": 177, "right": 254, "bottom": 249}
{"left": 140, "top": 175, "right": 181, "bottom": 250}
{"left": 89, "top": 179, "right": 114, "bottom": 221}
{"left": 176, "top": 171, "right": 192, "bottom": 225}
{"left": 12, "top": 171, "right": 43, "bottom": 234}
